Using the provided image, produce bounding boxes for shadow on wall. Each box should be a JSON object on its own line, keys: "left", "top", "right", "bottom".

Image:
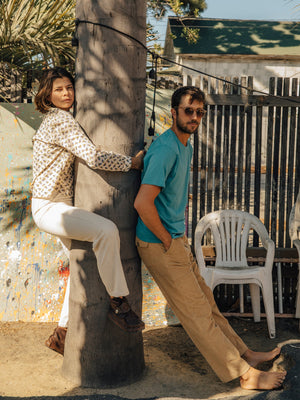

{"left": 1, "top": 103, "right": 42, "bottom": 130}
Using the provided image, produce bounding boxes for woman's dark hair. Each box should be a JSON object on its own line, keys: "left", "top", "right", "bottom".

{"left": 171, "top": 86, "right": 205, "bottom": 108}
{"left": 35, "top": 67, "right": 74, "bottom": 114}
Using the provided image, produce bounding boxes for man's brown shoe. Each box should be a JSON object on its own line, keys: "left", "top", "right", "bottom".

{"left": 45, "top": 326, "right": 67, "bottom": 355}
{"left": 108, "top": 297, "right": 145, "bottom": 332}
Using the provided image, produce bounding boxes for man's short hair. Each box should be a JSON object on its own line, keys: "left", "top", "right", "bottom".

{"left": 171, "top": 86, "right": 205, "bottom": 108}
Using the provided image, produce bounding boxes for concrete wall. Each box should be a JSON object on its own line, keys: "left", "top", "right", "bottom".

{"left": 0, "top": 91, "right": 178, "bottom": 326}
{"left": 0, "top": 103, "right": 69, "bottom": 322}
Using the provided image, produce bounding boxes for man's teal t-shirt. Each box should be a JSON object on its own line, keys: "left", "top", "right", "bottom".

{"left": 136, "top": 128, "right": 193, "bottom": 243}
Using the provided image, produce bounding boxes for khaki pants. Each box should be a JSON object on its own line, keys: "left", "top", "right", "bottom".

{"left": 136, "top": 235, "right": 250, "bottom": 382}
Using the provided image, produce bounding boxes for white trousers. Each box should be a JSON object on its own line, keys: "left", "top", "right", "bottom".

{"left": 31, "top": 193, "right": 129, "bottom": 326}
{"left": 59, "top": 275, "right": 70, "bottom": 327}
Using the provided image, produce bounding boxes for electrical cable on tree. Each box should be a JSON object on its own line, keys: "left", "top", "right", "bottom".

{"left": 148, "top": 53, "right": 158, "bottom": 137}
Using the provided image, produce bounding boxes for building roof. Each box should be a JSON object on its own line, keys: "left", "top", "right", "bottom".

{"left": 164, "top": 17, "right": 300, "bottom": 58}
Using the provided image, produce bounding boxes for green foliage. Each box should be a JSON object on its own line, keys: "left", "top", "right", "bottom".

{"left": 147, "top": 22, "right": 161, "bottom": 46}
{"left": 0, "top": 0, "right": 75, "bottom": 72}
{"left": 148, "top": 0, "right": 207, "bottom": 47}
{"left": 148, "top": 0, "right": 207, "bottom": 17}
{"left": 181, "top": 26, "right": 200, "bottom": 44}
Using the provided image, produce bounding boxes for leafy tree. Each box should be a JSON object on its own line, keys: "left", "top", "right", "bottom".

{"left": 0, "top": 0, "right": 75, "bottom": 73}
{"left": 0, "top": 0, "right": 207, "bottom": 75}
{"left": 148, "top": 0, "right": 207, "bottom": 44}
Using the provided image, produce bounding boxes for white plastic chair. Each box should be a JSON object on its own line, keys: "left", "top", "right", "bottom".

{"left": 195, "top": 209, "right": 276, "bottom": 338}
{"left": 289, "top": 202, "right": 300, "bottom": 322}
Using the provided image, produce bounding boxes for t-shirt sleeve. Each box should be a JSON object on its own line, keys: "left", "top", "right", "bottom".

{"left": 142, "top": 144, "right": 177, "bottom": 188}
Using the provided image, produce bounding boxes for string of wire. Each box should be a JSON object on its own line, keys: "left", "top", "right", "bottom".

{"left": 74, "top": 18, "right": 300, "bottom": 105}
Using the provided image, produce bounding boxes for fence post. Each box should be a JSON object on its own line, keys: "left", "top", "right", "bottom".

{"left": 10, "top": 70, "right": 22, "bottom": 102}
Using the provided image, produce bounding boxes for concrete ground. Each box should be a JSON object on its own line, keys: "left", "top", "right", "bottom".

{"left": 1, "top": 317, "right": 300, "bottom": 400}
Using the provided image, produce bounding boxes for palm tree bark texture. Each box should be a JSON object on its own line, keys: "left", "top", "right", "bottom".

{"left": 62, "top": 0, "right": 146, "bottom": 387}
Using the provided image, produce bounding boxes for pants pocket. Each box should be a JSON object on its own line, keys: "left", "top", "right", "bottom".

{"left": 135, "top": 238, "right": 149, "bottom": 248}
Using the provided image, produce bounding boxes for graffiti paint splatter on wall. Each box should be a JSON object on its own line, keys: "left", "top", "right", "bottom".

{"left": 0, "top": 103, "right": 69, "bottom": 322}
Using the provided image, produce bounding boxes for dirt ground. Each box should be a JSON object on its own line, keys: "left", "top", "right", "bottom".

{"left": 1, "top": 317, "right": 300, "bottom": 400}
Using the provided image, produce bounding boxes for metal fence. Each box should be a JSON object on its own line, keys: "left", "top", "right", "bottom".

{"left": 0, "top": 67, "right": 42, "bottom": 103}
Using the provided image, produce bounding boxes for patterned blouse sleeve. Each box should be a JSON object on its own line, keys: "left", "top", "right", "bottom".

{"left": 52, "top": 111, "right": 132, "bottom": 171}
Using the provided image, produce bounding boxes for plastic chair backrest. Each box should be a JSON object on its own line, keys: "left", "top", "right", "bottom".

{"left": 196, "top": 210, "right": 268, "bottom": 268}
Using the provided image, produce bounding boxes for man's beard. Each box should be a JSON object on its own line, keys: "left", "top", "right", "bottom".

{"left": 176, "top": 119, "right": 199, "bottom": 135}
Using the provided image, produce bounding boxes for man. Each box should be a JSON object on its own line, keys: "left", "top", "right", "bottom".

{"left": 134, "top": 86, "right": 286, "bottom": 390}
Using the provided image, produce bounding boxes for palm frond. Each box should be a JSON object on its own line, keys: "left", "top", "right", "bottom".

{"left": 0, "top": 0, "right": 76, "bottom": 71}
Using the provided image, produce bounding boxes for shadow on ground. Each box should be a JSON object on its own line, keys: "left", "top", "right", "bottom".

{"left": 0, "top": 318, "right": 300, "bottom": 400}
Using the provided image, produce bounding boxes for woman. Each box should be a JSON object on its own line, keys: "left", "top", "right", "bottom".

{"left": 32, "top": 67, "right": 145, "bottom": 354}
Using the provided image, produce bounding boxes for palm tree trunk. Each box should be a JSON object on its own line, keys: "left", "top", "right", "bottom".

{"left": 62, "top": 0, "right": 146, "bottom": 387}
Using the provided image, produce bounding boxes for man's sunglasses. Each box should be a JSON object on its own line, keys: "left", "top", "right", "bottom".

{"left": 176, "top": 106, "right": 207, "bottom": 118}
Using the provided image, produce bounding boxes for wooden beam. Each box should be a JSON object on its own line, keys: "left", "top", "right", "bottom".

{"left": 205, "top": 94, "right": 300, "bottom": 107}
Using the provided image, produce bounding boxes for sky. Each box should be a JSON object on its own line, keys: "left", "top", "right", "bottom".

{"left": 202, "top": 0, "right": 299, "bottom": 20}
{"left": 149, "top": 0, "right": 300, "bottom": 46}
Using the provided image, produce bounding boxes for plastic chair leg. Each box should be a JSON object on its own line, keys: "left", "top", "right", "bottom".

{"left": 239, "top": 284, "right": 244, "bottom": 313}
{"left": 276, "top": 262, "right": 283, "bottom": 314}
{"left": 249, "top": 283, "right": 261, "bottom": 322}
{"left": 261, "top": 281, "right": 276, "bottom": 339}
